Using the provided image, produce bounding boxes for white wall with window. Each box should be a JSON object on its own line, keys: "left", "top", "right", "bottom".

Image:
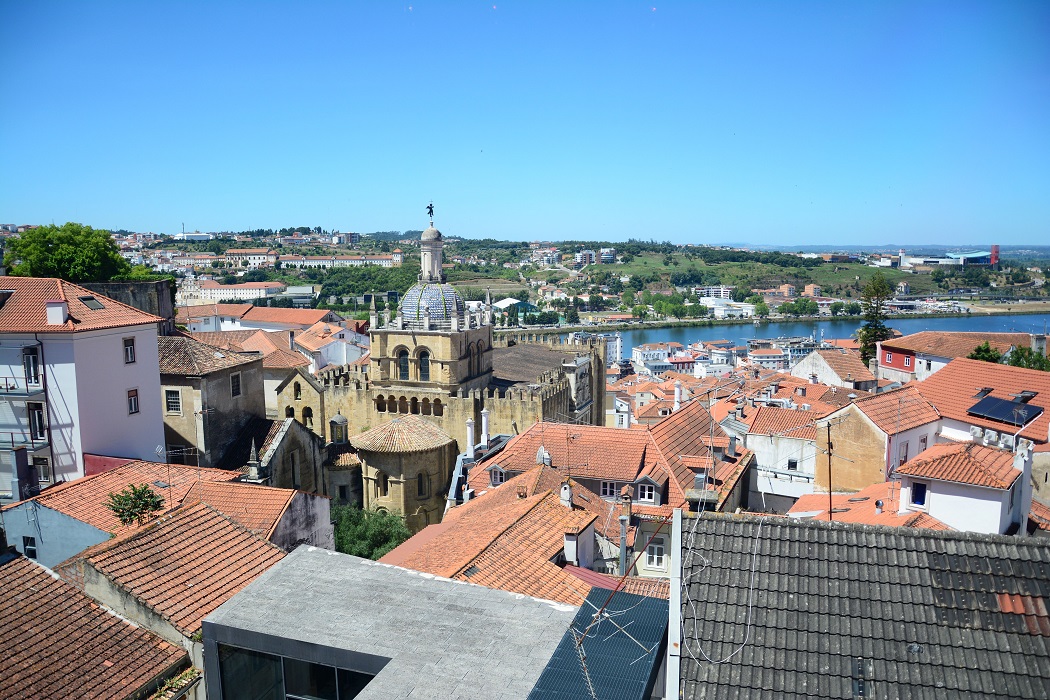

{"left": 897, "top": 474, "right": 1018, "bottom": 534}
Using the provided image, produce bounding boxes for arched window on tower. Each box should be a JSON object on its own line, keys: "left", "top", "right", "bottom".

{"left": 433, "top": 398, "right": 444, "bottom": 416}
{"left": 293, "top": 382, "right": 302, "bottom": 400}
{"left": 419, "top": 351, "right": 430, "bottom": 382}
{"left": 417, "top": 473, "right": 428, "bottom": 498}
{"left": 410, "top": 397, "right": 419, "bottom": 414}
{"left": 476, "top": 341, "right": 485, "bottom": 374}
{"left": 398, "top": 350, "right": 409, "bottom": 381}
{"left": 302, "top": 406, "right": 313, "bottom": 428}
{"left": 398, "top": 396, "right": 409, "bottom": 413}
{"left": 285, "top": 406, "right": 294, "bottom": 418}
{"left": 375, "top": 395, "right": 386, "bottom": 412}
{"left": 421, "top": 398, "right": 431, "bottom": 416}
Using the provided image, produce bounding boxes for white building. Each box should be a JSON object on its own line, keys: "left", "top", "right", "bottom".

{"left": 0, "top": 278, "right": 166, "bottom": 503}
{"left": 181, "top": 280, "right": 287, "bottom": 304}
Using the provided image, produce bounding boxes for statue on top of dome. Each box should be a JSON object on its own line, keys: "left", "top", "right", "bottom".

{"left": 426, "top": 202, "right": 434, "bottom": 219}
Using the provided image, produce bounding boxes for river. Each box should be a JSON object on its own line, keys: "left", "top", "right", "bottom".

{"left": 605, "top": 313, "right": 1050, "bottom": 360}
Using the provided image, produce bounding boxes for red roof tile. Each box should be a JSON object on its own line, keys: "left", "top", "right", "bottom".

{"left": 916, "top": 358, "right": 1050, "bottom": 444}
{"left": 895, "top": 442, "right": 1020, "bottom": 489}
{"left": 0, "top": 556, "right": 187, "bottom": 699}
{"left": 351, "top": 416, "right": 454, "bottom": 453}
{"left": 883, "top": 331, "right": 1030, "bottom": 359}
{"left": 850, "top": 386, "right": 940, "bottom": 434}
{"left": 744, "top": 405, "right": 827, "bottom": 441}
{"left": 158, "top": 335, "right": 261, "bottom": 375}
{"left": 6, "top": 460, "right": 239, "bottom": 535}
{"left": 81, "top": 503, "right": 285, "bottom": 635}
{"left": 788, "top": 481, "right": 952, "bottom": 530}
{"left": 241, "top": 307, "right": 337, "bottom": 326}
{"left": 563, "top": 565, "right": 669, "bottom": 599}
{"left": 181, "top": 481, "right": 296, "bottom": 538}
{"left": 814, "top": 348, "right": 875, "bottom": 382}
{"left": 0, "top": 277, "right": 161, "bottom": 333}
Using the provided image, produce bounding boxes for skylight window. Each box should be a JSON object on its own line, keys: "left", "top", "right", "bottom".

{"left": 974, "top": 387, "right": 994, "bottom": 399}
{"left": 78, "top": 296, "right": 104, "bottom": 310}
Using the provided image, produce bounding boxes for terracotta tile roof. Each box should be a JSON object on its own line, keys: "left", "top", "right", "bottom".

{"left": 175, "top": 303, "right": 252, "bottom": 321}
{"left": 381, "top": 475, "right": 597, "bottom": 605}
{"left": 815, "top": 348, "right": 875, "bottom": 382}
{"left": 490, "top": 343, "right": 580, "bottom": 385}
{"left": 895, "top": 442, "right": 1020, "bottom": 489}
{"left": 825, "top": 337, "right": 860, "bottom": 350}
{"left": 0, "top": 556, "right": 188, "bottom": 699}
{"left": 188, "top": 329, "right": 310, "bottom": 369}
{"left": 635, "top": 398, "right": 676, "bottom": 419}
{"left": 181, "top": 481, "right": 295, "bottom": 538}
{"left": 240, "top": 306, "right": 335, "bottom": 326}
{"left": 916, "top": 358, "right": 1050, "bottom": 444}
{"left": 788, "top": 481, "right": 952, "bottom": 530}
{"left": 0, "top": 277, "right": 161, "bottom": 333}
{"left": 157, "top": 335, "right": 261, "bottom": 375}
{"left": 1029, "top": 500, "right": 1050, "bottom": 532}
{"left": 215, "top": 416, "right": 286, "bottom": 471}
{"left": 351, "top": 416, "right": 454, "bottom": 454}
{"left": 81, "top": 503, "right": 285, "bottom": 636}
{"left": 563, "top": 565, "right": 670, "bottom": 599}
{"left": 883, "top": 331, "right": 1030, "bottom": 359}
{"left": 6, "top": 460, "right": 239, "bottom": 535}
{"left": 293, "top": 320, "right": 357, "bottom": 352}
{"left": 328, "top": 443, "right": 361, "bottom": 469}
{"left": 745, "top": 406, "right": 824, "bottom": 441}
{"left": 850, "top": 385, "right": 940, "bottom": 434}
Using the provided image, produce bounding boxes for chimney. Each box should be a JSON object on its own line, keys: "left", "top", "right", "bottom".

{"left": 809, "top": 373, "right": 818, "bottom": 384}
{"left": 1015, "top": 444, "right": 1034, "bottom": 531}
{"left": 288, "top": 330, "right": 295, "bottom": 351}
{"left": 673, "top": 380, "right": 682, "bottom": 412}
{"left": 465, "top": 418, "right": 476, "bottom": 459}
{"left": 1033, "top": 334, "right": 1047, "bottom": 357}
{"left": 618, "top": 515, "right": 629, "bottom": 575}
{"left": 564, "top": 527, "right": 579, "bottom": 566}
{"left": 45, "top": 300, "right": 68, "bottom": 325}
{"left": 875, "top": 499, "right": 884, "bottom": 515}
{"left": 560, "top": 481, "right": 573, "bottom": 509}
{"left": 728, "top": 436, "right": 737, "bottom": 458}
{"left": 480, "top": 408, "right": 490, "bottom": 448}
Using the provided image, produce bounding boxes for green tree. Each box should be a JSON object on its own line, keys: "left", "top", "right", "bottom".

{"left": 106, "top": 484, "right": 165, "bottom": 526}
{"left": 622, "top": 290, "right": 635, "bottom": 307}
{"left": 4, "top": 222, "right": 131, "bottom": 282}
{"left": 754, "top": 301, "right": 770, "bottom": 318}
{"left": 829, "top": 301, "right": 845, "bottom": 316}
{"left": 845, "top": 302, "right": 862, "bottom": 315}
{"left": 631, "top": 305, "right": 649, "bottom": 320}
{"left": 857, "top": 271, "right": 894, "bottom": 364}
{"left": 1007, "top": 346, "right": 1050, "bottom": 372}
{"left": 968, "top": 342, "right": 1003, "bottom": 364}
{"left": 332, "top": 505, "right": 411, "bottom": 559}
{"left": 565, "top": 308, "right": 580, "bottom": 324}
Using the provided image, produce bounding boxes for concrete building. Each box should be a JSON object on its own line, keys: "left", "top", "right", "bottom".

{"left": 876, "top": 331, "right": 1034, "bottom": 383}
{"left": 202, "top": 546, "right": 578, "bottom": 700}
{"left": 0, "top": 278, "right": 166, "bottom": 503}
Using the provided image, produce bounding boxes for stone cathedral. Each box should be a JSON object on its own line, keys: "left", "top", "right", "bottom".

{"left": 276, "top": 219, "right": 607, "bottom": 527}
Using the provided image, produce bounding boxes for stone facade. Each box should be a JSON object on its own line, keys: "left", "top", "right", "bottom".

{"left": 359, "top": 437, "right": 458, "bottom": 533}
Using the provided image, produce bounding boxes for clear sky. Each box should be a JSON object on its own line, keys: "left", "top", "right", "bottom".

{"left": 1, "top": 1, "right": 1047, "bottom": 246}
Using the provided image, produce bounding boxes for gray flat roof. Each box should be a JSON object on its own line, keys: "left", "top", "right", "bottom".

{"left": 204, "top": 546, "right": 578, "bottom": 700}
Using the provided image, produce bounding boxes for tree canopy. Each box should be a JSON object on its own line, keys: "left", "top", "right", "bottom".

{"left": 332, "top": 505, "right": 411, "bottom": 559}
{"left": 4, "top": 222, "right": 131, "bottom": 282}
{"left": 857, "top": 271, "right": 894, "bottom": 364}
{"left": 968, "top": 342, "right": 1004, "bottom": 364}
{"left": 1007, "top": 346, "right": 1050, "bottom": 372}
{"left": 106, "top": 484, "right": 165, "bottom": 526}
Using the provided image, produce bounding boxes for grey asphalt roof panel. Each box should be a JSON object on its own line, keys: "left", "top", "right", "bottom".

{"left": 529, "top": 587, "right": 668, "bottom": 700}
{"left": 204, "top": 547, "right": 577, "bottom": 700}
{"left": 679, "top": 513, "right": 1050, "bottom": 700}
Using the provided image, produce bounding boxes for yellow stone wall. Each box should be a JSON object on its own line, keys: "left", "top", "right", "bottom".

{"left": 815, "top": 407, "right": 887, "bottom": 492}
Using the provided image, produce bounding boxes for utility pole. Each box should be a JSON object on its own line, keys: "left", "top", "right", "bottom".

{"left": 827, "top": 423, "right": 834, "bottom": 521}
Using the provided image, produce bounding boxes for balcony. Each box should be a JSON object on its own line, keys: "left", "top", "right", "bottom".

{"left": 0, "top": 430, "right": 49, "bottom": 451}
{"left": 0, "top": 375, "right": 45, "bottom": 398}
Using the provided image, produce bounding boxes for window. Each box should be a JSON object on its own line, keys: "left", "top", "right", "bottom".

{"left": 22, "top": 536, "right": 37, "bottom": 559}
{"left": 302, "top": 407, "right": 314, "bottom": 429}
{"left": 231, "top": 372, "right": 242, "bottom": 398}
{"left": 127, "top": 389, "right": 139, "bottom": 414}
{"left": 433, "top": 399, "right": 443, "bottom": 416}
{"left": 898, "top": 440, "right": 909, "bottom": 466}
{"left": 398, "top": 350, "right": 409, "bottom": 381}
{"left": 911, "top": 482, "right": 928, "bottom": 508}
{"left": 294, "top": 382, "right": 302, "bottom": 400}
{"left": 286, "top": 406, "right": 295, "bottom": 418}
{"left": 904, "top": 356, "right": 911, "bottom": 368}
{"left": 33, "top": 457, "right": 51, "bottom": 484}
{"left": 419, "top": 351, "right": 430, "bottom": 382}
{"left": 123, "top": 337, "right": 136, "bottom": 364}
{"left": 601, "top": 481, "right": 618, "bottom": 498}
{"left": 926, "top": 360, "right": 932, "bottom": 371}
{"left": 885, "top": 352, "right": 893, "bottom": 363}
{"left": 78, "top": 295, "right": 104, "bottom": 310}
{"left": 787, "top": 459, "right": 799, "bottom": 471}
{"left": 28, "top": 402, "right": 46, "bottom": 440}
{"left": 338, "top": 485, "right": 349, "bottom": 503}
{"left": 637, "top": 483, "right": 655, "bottom": 502}
{"left": 22, "top": 347, "right": 40, "bottom": 386}
{"left": 377, "top": 472, "right": 389, "bottom": 497}
{"left": 646, "top": 538, "right": 665, "bottom": 569}
{"left": 165, "top": 389, "right": 182, "bottom": 414}
{"left": 491, "top": 469, "right": 506, "bottom": 486}
{"left": 919, "top": 435, "right": 928, "bottom": 453}
{"left": 417, "top": 473, "right": 428, "bottom": 498}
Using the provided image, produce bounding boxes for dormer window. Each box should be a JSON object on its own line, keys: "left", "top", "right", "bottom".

{"left": 637, "top": 483, "right": 655, "bottom": 502}
{"left": 491, "top": 468, "right": 506, "bottom": 486}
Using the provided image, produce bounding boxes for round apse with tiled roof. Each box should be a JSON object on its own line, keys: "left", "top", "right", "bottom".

{"left": 351, "top": 416, "right": 454, "bottom": 454}
{"left": 399, "top": 282, "right": 465, "bottom": 329}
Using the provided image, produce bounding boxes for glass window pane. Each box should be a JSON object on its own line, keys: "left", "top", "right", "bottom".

{"left": 218, "top": 644, "right": 283, "bottom": 700}
{"left": 284, "top": 657, "right": 336, "bottom": 700}
{"left": 337, "top": 668, "right": 375, "bottom": 699}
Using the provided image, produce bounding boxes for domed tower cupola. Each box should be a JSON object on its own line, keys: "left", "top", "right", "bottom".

{"left": 397, "top": 205, "right": 467, "bottom": 331}
{"left": 419, "top": 223, "right": 445, "bottom": 283}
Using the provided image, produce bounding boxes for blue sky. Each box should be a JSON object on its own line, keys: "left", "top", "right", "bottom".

{"left": 1, "top": 1, "right": 1047, "bottom": 246}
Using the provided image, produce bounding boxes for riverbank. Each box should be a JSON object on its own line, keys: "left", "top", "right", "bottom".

{"left": 494, "top": 308, "right": 1047, "bottom": 338}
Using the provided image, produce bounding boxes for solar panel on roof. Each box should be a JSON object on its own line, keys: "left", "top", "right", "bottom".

{"left": 966, "top": 396, "right": 1044, "bottom": 427}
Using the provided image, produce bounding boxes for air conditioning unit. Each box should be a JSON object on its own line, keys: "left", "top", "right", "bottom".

{"left": 969, "top": 426, "right": 984, "bottom": 440}
{"left": 983, "top": 430, "right": 998, "bottom": 446}
{"left": 999, "top": 434, "right": 1015, "bottom": 451}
